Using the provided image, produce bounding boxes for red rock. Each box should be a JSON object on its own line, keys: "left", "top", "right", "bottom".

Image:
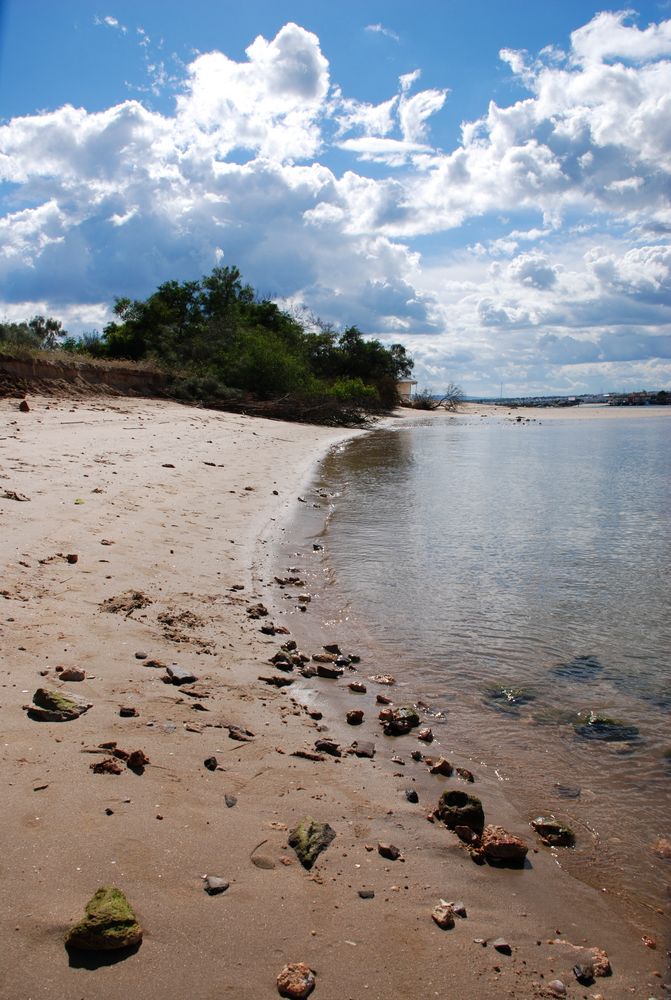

{"left": 276, "top": 962, "right": 316, "bottom": 998}
{"left": 418, "top": 727, "right": 434, "bottom": 742}
{"left": 429, "top": 757, "right": 453, "bottom": 776}
{"left": 481, "top": 825, "right": 528, "bottom": 864}
{"left": 19, "top": 399, "right": 30, "bottom": 412}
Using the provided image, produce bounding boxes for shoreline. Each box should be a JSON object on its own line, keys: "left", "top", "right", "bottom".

{"left": 1, "top": 394, "right": 666, "bottom": 999}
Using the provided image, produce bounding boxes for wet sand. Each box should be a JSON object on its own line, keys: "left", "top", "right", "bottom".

{"left": 0, "top": 394, "right": 666, "bottom": 999}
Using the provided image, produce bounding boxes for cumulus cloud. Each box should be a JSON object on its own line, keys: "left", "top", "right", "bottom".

{"left": 0, "top": 13, "right": 669, "bottom": 394}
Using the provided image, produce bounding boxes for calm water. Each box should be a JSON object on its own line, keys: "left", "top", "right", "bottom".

{"left": 301, "top": 409, "right": 671, "bottom": 914}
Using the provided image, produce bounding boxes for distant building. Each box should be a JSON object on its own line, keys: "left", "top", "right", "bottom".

{"left": 396, "top": 379, "right": 417, "bottom": 402}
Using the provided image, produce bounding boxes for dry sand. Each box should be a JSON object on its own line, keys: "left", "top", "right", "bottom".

{"left": 0, "top": 394, "right": 666, "bottom": 1000}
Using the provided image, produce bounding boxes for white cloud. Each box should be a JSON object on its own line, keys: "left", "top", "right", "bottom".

{"left": 365, "top": 24, "right": 400, "bottom": 43}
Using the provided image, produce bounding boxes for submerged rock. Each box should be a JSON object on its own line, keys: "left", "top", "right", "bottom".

{"left": 573, "top": 711, "right": 640, "bottom": 743}
{"left": 482, "top": 683, "right": 535, "bottom": 714}
{"left": 552, "top": 654, "right": 603, "bottom": 680}
{"left": 64, "top": 887, "right": 142, "bottom": 951}
{"left": 27, "top": 688, "right": 91, "bottom": 722}
{"left": 436, "top": 790, "right": 485, "bottom": 835}
{"left": 531, "top": 816, "right": 575, "bottom": 847}
{"left": 276, "top": 963, "right": 316, "bottom": 999}
{"left": 288, "top": 817, "right": 336, "bottom": 869}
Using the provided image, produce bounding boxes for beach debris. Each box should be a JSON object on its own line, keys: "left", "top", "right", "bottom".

{"left": 405, "top": 788, "right": 419, "bottom": 803}
{"left": 276, "top": 962, "right": 316, "bottom": 999}
{"left": 350, "top": 740, "right": 375, "bottom": 758}
{"left": 227, "top": 724, "right": 254, "bottom": 742}
{"left": 417, "top": 727, "right": 433, "bottom": 742}
{"left": 573, "top": 711, "right": 639, "bottom": 742}
{"left": 91, "top": 757, "right": 123, "bottom": 775}
{"left": 166, "top": 665, "right": 197, "bottom": 685}
{"left": 431, "top": 900, "right": 455, "bottom": 929}
{"left": 100, "top": 590, "right": 152, "bottom": 616}
{"left": 247, "top": 603, "right": 269, "bottom": 619}
{"left": 434, "top": 790, "right": 485, "bottom": 835}
{"left": 119, "top": 706, "right": 138, "bottom": 717}
{"left": 258, "top": 675, "right": 294, "bottom": 687}
{"left": 346, "top": 709, "right": 364, "bottom": 726}
{"left": 429, "top": 757, "right": 453, "bottom": 776}
{"left": 531, "top": 816, "right": 575, "bottom": 847}
{"left": 204, "top": 756, "right": 218, "bottom": 771}
{"left": 480, "top": 825, "right": 528, "bottom": 865}
{"left": 492, "top": 938, "right": 512, "bottom": 955}
{"left": 382, "top": 705, "right": 420, "bottom": 736}
{"left": 26, "top": 688, "right": 91, "bottom": 722}
{"left": 455, "top": 767, "right": 475, "bottom": 783}
{"left": 64, "top": 887, "right": 142, "bottom": 952}
{"left": 288, "top": 817, "right": 335, "bottom": 869}
{"left": 314, "top": 739, "right": 341, "bottom": 757}
{"left": 59, "top": 666, "right": 86, "bottom": 681}
{"left": 358, "top": 889, "right": 375, "bottom": 899}
{"left": 316, "top": 662, "right": 343, "bottom": 679}
{"left": 369, "top": 673, "right": 396, "bottom": 685}
{"left": 348, "top": 681, "right": 367, "bottom": 693}
{"left": 225, "top": 794, "right": 237, "bottom": 808}
{"left": 203, "top": 875, "right": 229, "bottom": 896}
{"left": 548, "top": 981, "right": 567, "bottom": 996}
{"left": 378, "top": 842, "right": 403, "bottom": 861}
{"left": 2, "top": 489, "right": 31, "bottom": 502}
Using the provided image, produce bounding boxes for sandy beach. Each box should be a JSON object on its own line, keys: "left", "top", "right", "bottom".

{"left": 0, "top": 393, "right": 667, "bottom": 1000}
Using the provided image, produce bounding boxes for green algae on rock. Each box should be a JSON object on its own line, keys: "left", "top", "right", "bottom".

{"left": 27, "top": 687, "right": 91, "bottom": 722}
{"left": 288, "top": 816, "right": 336, "bottom": 869}
{"left": 64, "top": 887, "right": 142, "bottom": 951}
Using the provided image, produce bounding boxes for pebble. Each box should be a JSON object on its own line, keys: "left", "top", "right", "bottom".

{"left": 135, "top": 651, "right": 148, "bottom": 660}
{"left": 59, "top": 666, "right": 86, "bottom": 681}
{"left": 492, "top": 938, "right": 512, "bottom": 955}
{"left": 548, "top": 981, "right": 566, "bottom": 997}
{"left": 358, "top": 889, "right": 375, "bottom": 899}
{"left": 276, "top": 963, "right": 316, "bottom": 999}
{"left": 224, "top": 794, "right": 237, "bottom": 808}
{"left": 119, "top": 706, "right": 138, "bottom": 717}
{"left": 377, "top": 843, "right": 402, "bottom": 861}
{"left": 405, "top": 788, "right": 419, "bottom": 804}
{"left": 346, "top": 709, "right": 364, "bottom": 725}
{"left": 432, "top": 901, "right": 455, "bottom": 929}
{"left": 166, "top": 665, "right": 197, "bottom": 685}
{"left": 204, "top": 756, "right": 218, "bottom": 771}
{"left": 203, "top": 875, "right": 230, "bottom": 896}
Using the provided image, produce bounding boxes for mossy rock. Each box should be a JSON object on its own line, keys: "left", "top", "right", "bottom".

{"left": 573, "top": 711, "right": 640, "bottom": 743}
{"left": 64, "top": 887, "right": 142, "bottom": 951}
{"left": 436, "top": 789, "right": 485, "bottom": 835}
{"left": 288, "top": 816, "right": 336, "bottom": 869}
{"left": 531, "top": 816, "right": 575, "bottom": 847}
{"left": 27, "top": 688, "right": 90, "bottom": 722}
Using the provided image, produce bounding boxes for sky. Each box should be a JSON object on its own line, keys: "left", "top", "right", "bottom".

{"left": 1, "top": 1, "right": 670, "bottom": 396}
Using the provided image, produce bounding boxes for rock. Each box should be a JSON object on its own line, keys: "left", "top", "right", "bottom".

{"left": 276, "top": 963, "right": 316, "bottom": 999}
{"left": 348, "top": 681, "right": 367, "bottom": 693}
{"left": 492, "top": 938, "right": 512, "bottom": 955}
{"left": 573, "top": 711, "right": 639, "bottom": 742}
{"left": 376, "top": 693, "right": 393, "bottom": 705}
{"left": 19, "top": 399, "right": 30, "bottom": 412}
{"left": 410, "top": 750, "right": 423, "bottom": 762}
{"left": 454, "top": 825, "right": 478, "bottom": 844}
{"left": 335, "top": 655, "right": 351, "bottom": 667}
{"left": 481, "top": 825, "right": 528, "bottom": 865}
{"left": 482, "top": 683, "right": 535, "bottom": 714}
{"left": 91, "top": 757, "right": 123, "bottom": 775}
{"left": 405, "top": 788, "right": 419, "bottom": 803}
{"left": 377, "top": 842, "right": 402, "bottom": 861}
{"left": 204, "top": 756, "right": 218, "bottom": 771}
{"left": 126, "top": 750, "right": 149, "bottom": 772}
{"left": 288, "top": 817, "right": 336, "bottom": 869}
{"left": 531, "top": 816, "right": 575, "bottom": 847}
{"left": 432, "top": 900, "right": 455, "bottom": 929}
{"left": 548, "top": 981, "right": 566, "bottom": 996}
{"left": 59, "top": 666, "right": 86, "bottom": 681}
{"left": 314, "top": 739, "right": 341, "bottom": 757}
{"left": 134, "top": 651, "right": 148, "bottom": 660}
{"left": 429, "top": 756, "right": 453, "bottom": 776}
{"left": 258, "top": 675, "right": 295, "bottom": 687}
{"left": 369, "top": 674, "right": 396, "bottom": 686}
{"left": 358, "top": 889, "right": 375, "bottom": 899}
{"left": 383, "top": 706, "right": 420, "bottom": 736}
{"left": 166, "top": 665, "right": 197, "bottom": 685}
{"left": 316, "top": 662, "right": 343, "bottom": 679}
{"left": 27, "top": 688, "right": 91, "bottom": 722}
{"left": 346, "top": 709, "right": 364, "bottom": 726}
{"left": 66, "top": 553, "right": 79, "bottom": 564}
{"left": 350, "top": 740, "right": 375, "bottom": 758}
{"left": 451, "top": 901, "right": 467, "bottom": 918}
{"left": 247, "top": 603, "right": 269, "bottom": 619}
{"left": 323, "top": 643, "right": 341, "bottom": 654}
{"left": 224, "top": 794, "right": 237, "bottom": 808}
{"left": 573, "top": 963, "right": 594, "bottom": 985}
{"left": 203, "top": 876, "right": 229, "bottom": 896}
{"left": 228, "top": 725, "right": 254, "bottom": 742}
{"left": 587, "top": 947, "right": 610, "bottom": 977}
{"left": 436, "top": 790, "right": 485, "bottom": 835}
{"left": 418, "top": 727, "right": 433, "bottom": 742}
{"left": 291, "top": 749, "right": 325, "bottom": 762}
{"left": 455, "top": 767, "right": 475, "bottom": 783}
{"left": 119, "top": 706, "right": 138, "bottom": 717}
{"left": 300, "top": 664, "right": 317, "bottom": 678}
{"left": 64, "top": 887, "right": 142, "bottom": 952}
{"left": 651, "top": 836, "right": 671, "bottom": 859}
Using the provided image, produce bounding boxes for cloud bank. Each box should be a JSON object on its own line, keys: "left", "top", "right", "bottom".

{"left": 1, "top": 11, "right": 669, "bottom": 394}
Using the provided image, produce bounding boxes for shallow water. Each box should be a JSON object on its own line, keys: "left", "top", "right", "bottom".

{"left": 294, "top": 408, "right": 671, "bottom": 915}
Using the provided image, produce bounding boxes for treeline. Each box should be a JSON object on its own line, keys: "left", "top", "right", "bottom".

{"left": 1, "top": 266, "right": 414, "bottom": 423}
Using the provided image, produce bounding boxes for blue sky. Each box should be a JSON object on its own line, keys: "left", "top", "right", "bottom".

{"left": 1, "top": 1, "right": 670, "bottom": 395}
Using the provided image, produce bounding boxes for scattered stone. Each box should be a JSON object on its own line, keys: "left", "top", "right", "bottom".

{"left": 429, "top": 757, "right": 453, "bottom": 776}
{"left": 346, "top": 709, "right": 364, "bottom": 726}
{"left": 376, "top": 693, "right": 393, "bottom": 705}
{"left": 531, "top": 816, "right": 575, "bottom": 847}
{"left": 66, "top": 553, "right": 79, "bottom": 564}
{"left": 204, "top": 756, "right": 218, "bottom": 771}
{"left": 350, "top": 740, "right": 375, "bottom": 759}
{"left": 27, "top": 688, "right": 91, "bottom": 722}
{"left": 276, "top": 962, "right": 316, "bottom": 999}
{"left": 100, "top": 538, "right": 114, "bottom": 546}
{"left": 19, "top": 399, "right": 30, "bottom": 412}
{"left": 203, "top": 876, "right": 229, "bottom": 896}
{"left": 410, "top": 750, "right": 423, "bottom": 762}
{"left": 369, "top": 674, "right": 396, "bottom": 685}
{"left": 314, "top": 739, "right": 341, "bottom": 757}
{"left": 59, "top": 666, "right": 86, "bottom": 682}
{"left": 224, "top": 794, "right": 237, "bottom": 808}
{"left": 308, "top": 709, "right": 322, "bottom": 720}
{"left": 316, "top": 662, "right": 343, "bottom": 679}
{"left": 288, "top": 817, "right": 336, "bottom": 869}
{"left": 162, "top": 463, "right": 175, "bottom": 468}
{"left": 143, "top": 658, "right": 166, "bottom": 669}
{"left": 91, "top": 758, "right": 123, "bottom": 775}
{"left": 323, "top": 643, "right": 341, "bottom": 654}
{"left": 548, "top": 981, "right": 566, "bottom": 996}
{"left": 454, "top": 825, "right": 478, "bottom": 844}
{"left": 418, "top": 727, "right": 433, "bottom": 742}
{"left": 348, "top": 681, "right": 367, "bottom": 693}
{"left": 432, "top": 900, "right": 455, "bottom": 929}
{"left": 451, "top": 901, "right": 467, "bottom": 917}
{"left": 247, "top": 603, "right": 269, "bottom": 619}
{"left": 481, "top": 825, "right": 528, "bottom": 865}
{"left": 573, "top": 963, "right": 594, "bottom": 984}
{"left": 127, "top": 750, "right": 149, "bottom": 772}
{"left": 134, "top": 651, "right": 148, "bottom": 660}
{"left": 358, "top": 889, "right": 375, "bottom": 899}
{"left": 377, "top": 842, "right": 402, "bottom": 861}
{"left": 651, "top": 836, "right": 671, "bottom": 859}
{"left": 64, "top": 887, "right": 142, "bottom": 952}
{"left": 259, "top": 675, "right": 295, "bottom": 687}
{"left": 435, "top": 790, "right": 485, "bottom": 835}
{"left": 335, "top": 655, "right": 351, "bottom": 667}
{"left": 105, "top": 808, "right": 114, "bottom": 816}
{"left": 166, "top": 665, "right": 197, "bottom": 685}
{"left": 383, "top": 706, "right": 420, "bottom": 736}
{"left": 313, "top": 543, "right": 323, "bottom": 551}
{"left": 492, "top": 938, "right": 512, "bottom": 955}
{"left": 405, "top": 788, "right": 419, "bottom": 803}
{"left": 2, "top": 489, "right": 31, "bottom": 502}
{"left": 228, "top": 724, "right": 254, "bottom": 742}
